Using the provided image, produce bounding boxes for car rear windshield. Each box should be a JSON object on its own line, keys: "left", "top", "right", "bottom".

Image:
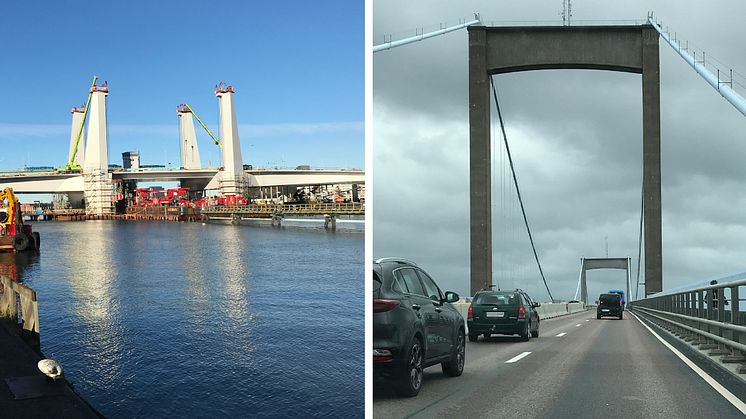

{"left": 474, "top": 292, "right": 519, "bottom": 306}
{"left": 600, "top": 294, "right": 620, "bottom": 304}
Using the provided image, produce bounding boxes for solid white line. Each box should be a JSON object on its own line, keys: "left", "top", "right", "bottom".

{"left": 575, "top": 324, "right": 582, "bottom": 327}
{"left": 556, "top": 332, "right": 567, "bottom": 337}
{"left": 505, "top": 351, "right": 532, "bottom": 363}
{"left": 631, "top": 311, "right": 746, "bottom": 414}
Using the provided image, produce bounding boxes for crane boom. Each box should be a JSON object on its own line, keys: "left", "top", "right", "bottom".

{"left": 183, "top": 103, "right": 222, "bottom": 148}
{"left": 64, "top": 75, "right": 98, "bottom": 171}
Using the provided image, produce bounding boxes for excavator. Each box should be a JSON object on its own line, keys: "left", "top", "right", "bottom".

{"left": 0, "top": 188, "right": 39, "bottom": 252}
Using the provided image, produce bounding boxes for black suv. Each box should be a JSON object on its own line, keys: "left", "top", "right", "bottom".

{"left": 373, "top": 258, "right": 465, "bottom": 397}
{"left": 467, "top": 289, "right": 540, "bottom": 342}
{"left": 597, "top": 293, "right": 623, "bottom": 319}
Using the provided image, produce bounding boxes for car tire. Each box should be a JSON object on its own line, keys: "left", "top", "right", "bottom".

{"left": 442, "top": 330, "right": 465, "bottom": 377}
{"left": 520, "top": 321, "right": 530, "bottom": 341}
{"left": 397, "top": 336, "right": 424, "bottom": 397}
{"left": 619, "top": 312, "right": 623, "bottom": 320}
{"left": 531, "top": 322, "right": 539, "bottom": 338}
{"left": 483, "top": 333, "right": 490, "bottom": 340}
{"left": 468, "top": 333, "right": 478, "bottom": 342}
{"left": 597, "top": 314, "right": 601, "bottom": 319}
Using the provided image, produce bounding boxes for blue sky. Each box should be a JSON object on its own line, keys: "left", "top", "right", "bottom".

{"left": 0, "top": 1, "right": 363, "bottom": 171}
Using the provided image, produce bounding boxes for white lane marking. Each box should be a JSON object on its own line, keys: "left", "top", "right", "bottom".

{"left": 575, "top": 324, "right": 582, "bottom": 327}
{"left": 556, "top": 332, "right": 567, "bottom": 337}
{"left": 631, "top": 311, "right": 746, "bottom": 415}
{"left": 585, "top": 319, "right": 590, "bottom": 322}
{"left": 505, "top": 351, "right": 532, "bottom": 363}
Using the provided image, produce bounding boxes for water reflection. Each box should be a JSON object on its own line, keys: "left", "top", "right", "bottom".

{"left": 63, "top": 222, "right": 124, "bottom": 390}
{"left": 0, "top": 250, "right": 37, "bottom": 282}
{"left": 216, "top": 225, "right": 254, "bottom": 357}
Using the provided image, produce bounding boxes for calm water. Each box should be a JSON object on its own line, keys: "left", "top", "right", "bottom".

{"left": 12, "top": 221, "right": 364, "bottom": 418}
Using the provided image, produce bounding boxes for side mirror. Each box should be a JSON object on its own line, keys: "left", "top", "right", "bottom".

{"left": 444, "top": 291, "right": 460, "bottom": 303}
{"left": 532, "top": 302, "right": 541, "bottom": 308}
{"left": 595, "top": 300, "right": 599, "bottom": 305}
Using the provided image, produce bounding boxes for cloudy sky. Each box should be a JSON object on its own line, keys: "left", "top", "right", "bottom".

{"left": 372, "top": 0, "right": 746, "bottom": 301}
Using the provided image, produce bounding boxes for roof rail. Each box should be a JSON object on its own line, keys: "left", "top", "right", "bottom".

{"left": 374, "top": 257, "right": 418, "bottom": 267}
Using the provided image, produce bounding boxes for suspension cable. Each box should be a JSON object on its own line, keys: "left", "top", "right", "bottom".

{"left": 635, "top": 186, "right": 644, "bottom": 300}
{"left": 490, "top": 76, "right": 555, "bottom": 302}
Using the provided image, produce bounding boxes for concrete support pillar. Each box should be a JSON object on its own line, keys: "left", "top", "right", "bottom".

{"left": 216, "top": 84, "right": 249, "bottom": 196}
{"left": 68, "top": 108, "right": 86, "bottom": 168}
{"left": 642, "top": 27, "right": 662, "bottom": 296}
{"left": 468, "top": 28, "right": 492, "bottom": 296}
{"left": 580, "top": 269, "right": 588, "bottom": 304}
{"left": 177, "top": 109, "right": 201, "bottom": 169}
{"left": 82, "top": 87, "right": 113, "bottom": 215}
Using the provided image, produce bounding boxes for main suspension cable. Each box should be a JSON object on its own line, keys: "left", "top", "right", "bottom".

{"left": 490, "top": 76, "right": 555, "bottom": 302}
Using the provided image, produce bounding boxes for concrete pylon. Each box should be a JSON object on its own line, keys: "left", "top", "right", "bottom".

{"left": 68, "top": 107, "right": 86, "bottom": 168}
{"left": 215, "top": 83, "right": 249, "bottom": 196}
{"left": 177, "top": 107, "right": 201, "bottom": 169}
{"left": 82, "top": 83, "right": 113, "bottom": 214}
{"left": 83, "top": 89, "right": 109, "bottom": 173}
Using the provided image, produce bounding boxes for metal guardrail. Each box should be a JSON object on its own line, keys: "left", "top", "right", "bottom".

{"left": 630, "top": 279, "right": 746, "bottom": 361}
{"left": 202, "top": 203, "right": 365, "bottom": 215}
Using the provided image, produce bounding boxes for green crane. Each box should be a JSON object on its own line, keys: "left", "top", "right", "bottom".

{"left": 60, "top": 75, "right": 98, "bottom": 172}
{"left": 179, "top": 103, "right": 222, "bottom": 149}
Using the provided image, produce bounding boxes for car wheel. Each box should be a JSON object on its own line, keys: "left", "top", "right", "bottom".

{"left": 483, "top": 333, "right": 490, "bottom": 340}
{"left": 468, "top": 333, "right": 478, "bottom": 342}
{"left": 597, "top": 314, "right": 601, "bottom": 319}
{"left": 520, "top": 321, "right": 530, "bottom": 341}
{"left": 531, "top": 322, "right": 539, "bottom": 338}
{"left": 619, "top": 312, "right": 623, "bottom": 320}
{"left": 397, "top": 337, "right": 424, "bottom": 397}
{"left": 442, "top": 330, "right": 465, "bottom": 377}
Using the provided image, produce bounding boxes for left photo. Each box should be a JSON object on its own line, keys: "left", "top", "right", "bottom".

{"left": 0, "top": 1, "right": 365, "bottom": 417}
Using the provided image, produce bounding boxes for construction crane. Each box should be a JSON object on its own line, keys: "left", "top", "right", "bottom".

{"left": 177, "top": 103, "right": 222, "bottom": 149}
{"left": 0, "top": 187, "right": 39, "bottom": 252}
{"left": 60, "top": 76, "right": 99, "bottom": 172}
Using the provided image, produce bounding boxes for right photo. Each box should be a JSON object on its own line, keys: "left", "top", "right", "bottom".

{"left": 372, "top": 0, "right": 746, "bottom": 416}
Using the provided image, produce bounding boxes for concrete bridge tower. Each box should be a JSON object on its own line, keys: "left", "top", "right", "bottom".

{"left": 215, "top": 82, "right": 249, "bottom": 196}
{"left": 68, "top": 107, "right": 86, "bottom": 168}
{"left": 82, "top": 81, "right": 113, "bottom": 214}
{"left": 177, "top": 105, "right": 201, "bottom": 169}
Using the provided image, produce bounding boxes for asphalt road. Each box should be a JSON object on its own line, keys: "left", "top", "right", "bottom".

{"left": 373, "top": 310, "right": 746, "bottom": 418}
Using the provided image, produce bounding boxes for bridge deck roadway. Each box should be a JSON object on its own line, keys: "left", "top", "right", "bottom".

{"left": 373, "top": 310, "right": 746, "bottom": 418}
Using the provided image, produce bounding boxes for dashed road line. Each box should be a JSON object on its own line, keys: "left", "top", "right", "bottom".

{"left": 505, "top": 351, "right": 532, "bottom": 363}
{"left": 575, "top": 324, "right": 582, "bottom": 327}
{"left": 556, "top": 332, "right": 567, "bottom": 337}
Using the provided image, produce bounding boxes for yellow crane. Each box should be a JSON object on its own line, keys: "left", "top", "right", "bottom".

{"left": 0, "top": 187, "right": 39, "bottom": 252}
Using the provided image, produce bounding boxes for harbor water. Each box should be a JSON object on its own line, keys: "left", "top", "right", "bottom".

{"left": 10, "top": 221, "right": 364, "bottom": 418}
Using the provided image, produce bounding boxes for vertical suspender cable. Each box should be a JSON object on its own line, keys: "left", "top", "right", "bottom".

{"left": 490, "top": 76, "right": 555, "bottom": 302}
{"left": 635, "top": 188, "right": 644, "bottom": 300}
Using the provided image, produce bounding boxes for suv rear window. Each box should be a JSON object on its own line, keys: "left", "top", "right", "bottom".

{"left": 373, "top": 271, "right": 382, "bottom": 292}
{"left": 600, "top": 294, "right": 620, "bottom": 304}
{"left": 396, "top": 268, "right": 426, "bottom": 297}
{"left": 474, "top": 292, "right": 518, "bottom": 305}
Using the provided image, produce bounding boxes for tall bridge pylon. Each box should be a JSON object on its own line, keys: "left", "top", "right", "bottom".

{"left": 82, "top": 81, "right": 113, "bottom": 215}
{"left": 468, "top": 24, "right": 662, "bottom": 297}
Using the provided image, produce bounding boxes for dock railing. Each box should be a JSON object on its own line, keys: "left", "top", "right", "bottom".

{"left": 202, "top": 202, "right": 365, "bottom": 215}
{"left": 0, "top": 276, "right": 39, "bottom": 351}
{"left": 630, "top": 279, "right": 746, "bottom": 364}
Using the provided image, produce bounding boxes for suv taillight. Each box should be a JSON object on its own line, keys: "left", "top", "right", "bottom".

{"left": 468, "top": 304, "right": 473, "bottom": 319}
{"left": 518, "top": 306, "right": 526, "bottom": 318}
{"left": 373, "top": 299, "right": 400, "bottom": 313}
